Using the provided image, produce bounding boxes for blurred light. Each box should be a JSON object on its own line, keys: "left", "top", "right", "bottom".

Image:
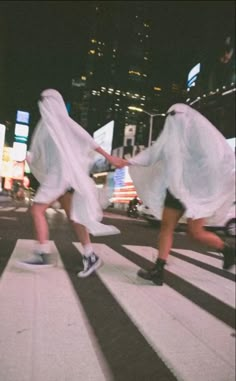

{"left": 222, "top": 88, "right": 236, "bottom": 96}
{"left": 128, "top": 106, "right": 143, "bottom": 112}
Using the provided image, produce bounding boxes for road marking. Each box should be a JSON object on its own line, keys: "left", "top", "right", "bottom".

{"left": 15, "top": 207, "right": 28, "bottom": 212}
{"left": 0, "top": 239, "right": 110, "bottom": 381}
{"left": 0, "top": 216, "right": 17, "bottom": 221}
{"left": 104, "top": 211, "right": 146, "bottom": 222}
{"left": 74, "top": 242, "right": 236, "bottom": 381}
{"left": 173, "top": 248, "right": 235, "bottom": 274}
{"left": 124, "top": 245, "right": 235, "bottom": 308}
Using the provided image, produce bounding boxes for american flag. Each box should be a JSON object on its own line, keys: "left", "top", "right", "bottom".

{"left": 111, "top": 167, "right": 138, "bottom": 204}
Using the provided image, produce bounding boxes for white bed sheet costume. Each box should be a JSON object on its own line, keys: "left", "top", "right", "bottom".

{"left": 28, "top": 89, "right": 120, "bottom": 236}
{"left": 129, "top": 103, "right": 235, "bottom": 224}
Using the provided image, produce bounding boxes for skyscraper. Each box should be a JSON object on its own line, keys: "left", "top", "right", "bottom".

{"left": 71, "top": 2, "right": 153, "bottom": 149}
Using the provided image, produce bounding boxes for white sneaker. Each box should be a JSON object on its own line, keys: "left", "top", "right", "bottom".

{"left": 77, "top": 253, "right": 103, "bottom": 278}
{"left": 17, "top": 253, "right": 54, "bottom": 269}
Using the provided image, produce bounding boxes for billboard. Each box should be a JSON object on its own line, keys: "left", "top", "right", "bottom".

{"left": 93, "top": 120, "right": 114, "bottom": 172}
{"left": 187, "top": 63, "right": 201, "bottom": 88}
{"left": 1, "top": 147, "right": 13, "bottom": 177}
{"left": 1, "top": 147, "right": 26, "bottom": 179}
{"left": 111, "top": 166, "right": 137, "bottom": 204}
{"left": 226, "top": 137, "right": 235, "bottom": 152}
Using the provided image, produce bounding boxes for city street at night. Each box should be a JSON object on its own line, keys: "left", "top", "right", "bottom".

{"left": 0, "top": 200, "right": 235, "bottom": 381}
{"left": 0, "top": 2, "right": 235, "bottom": 380}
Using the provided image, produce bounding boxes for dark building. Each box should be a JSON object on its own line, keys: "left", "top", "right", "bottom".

{"left": 186, "top": 34, "right": 235, "bottom": 139}
{"left": 70, "top": 3, "right": 155, "bottom": 149}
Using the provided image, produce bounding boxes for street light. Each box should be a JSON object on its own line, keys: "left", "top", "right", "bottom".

{"left": 128, "top": 106, "right": 165, "bottom": 147}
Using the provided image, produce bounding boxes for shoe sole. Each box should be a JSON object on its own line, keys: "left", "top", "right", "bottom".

{"left": 16, "top": 261, "right": 54, "bottom": 270}
{"left": 77, "top": 258, "right": 103, "bottom": 278}
{"left": 137, "top": 269, "right": 154, "bottom": 281}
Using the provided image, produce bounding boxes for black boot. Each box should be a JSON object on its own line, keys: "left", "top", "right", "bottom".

{"left": 222, "top": 243, "right": 235, "bottom": 270}
{"left": 137, "top": 258, "right": 166, "bottom": 286}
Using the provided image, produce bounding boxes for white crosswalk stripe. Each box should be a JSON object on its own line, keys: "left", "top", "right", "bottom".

{"left": 0, "top": 239, "right": 235, "bottom": 381}
{"left": 0, "top": 239, "right": 111, "bottom": 381}
{"left": 74, "top": 242, "right": 235, "bottom": 381}
{"left": 123, "top": 245, "right": 235, "bottom": 307}
{"left": 0, "top": 206, "right": 28, "bottom": 213}
{"left": 0, "top": 206, "right": 62, "bottom": 214}
{"left": 14, "top": 207, "right": 28, "bottom": 213}
{"left": 0, "top": 206, "right": 15, "bottom": 211}
{"left": 172, "top": 248, "right": 236, "bottom": 274}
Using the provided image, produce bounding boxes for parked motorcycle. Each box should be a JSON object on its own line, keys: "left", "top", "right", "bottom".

{"left": 127, "top": 204, "right": 139, "bottom": 218}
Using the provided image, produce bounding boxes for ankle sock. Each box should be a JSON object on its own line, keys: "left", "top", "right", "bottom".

{"left": 83, "top": 244, "right": 94, "bottom": 257}
{"left": 34, "top": 242, "right": 50, "bottom": 254}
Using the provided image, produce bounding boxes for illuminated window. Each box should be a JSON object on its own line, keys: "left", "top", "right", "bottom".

{"left": 89, "top": 50, "right": 95, "bottom": 54}
{"left": 128, "top": 70, "right": 141, "bottom": 76}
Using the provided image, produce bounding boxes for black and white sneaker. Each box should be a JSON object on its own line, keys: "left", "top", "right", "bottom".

{"left": 77, "top": 253, "right": 103, "bottom": 278}
{"left": 17, "top": 253, "right": 54, "bottom": 269}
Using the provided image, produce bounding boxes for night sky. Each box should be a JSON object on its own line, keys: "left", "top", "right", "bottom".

{"left": 0, "top": 1, "right": 235, "bottom": 120}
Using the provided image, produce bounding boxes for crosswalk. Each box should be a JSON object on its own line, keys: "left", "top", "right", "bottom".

{"left": 0, "top": 206, "right": 29, "bottom": 213}
{"left": 0, "top": 206, "right": 62, "bottom": 213}
{"left": 0, "top": 239, "right": 235, "bottom": 381}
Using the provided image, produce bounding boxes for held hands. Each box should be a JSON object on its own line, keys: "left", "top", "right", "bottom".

{"left": 109, "top": 156, "right": 129, "bottom": 168}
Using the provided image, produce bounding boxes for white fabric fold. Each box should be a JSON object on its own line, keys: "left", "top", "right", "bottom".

{"left": 28, "top": 89, "right": 120, "bottom": 236}
{"left": 129, "top": 103, "right": 235, "bottom": 223}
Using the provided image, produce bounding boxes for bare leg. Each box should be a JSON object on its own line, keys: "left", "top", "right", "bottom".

{"left": 58, "top": 192, "right": 91, "bottom": 246}
{"left": 31, "top": 202, "right": 50, "bottom": 244}
{"left": 187, "top": 218, "right": 235, "bottom": 270}
{"left": 17, "top": 202, "right": 54, "bottom": 267}
{"left": 187, "top": 218, "right": 224, "bottom": 250}
{"left": 158, "top": 207, "right": 184, "bottom": 260}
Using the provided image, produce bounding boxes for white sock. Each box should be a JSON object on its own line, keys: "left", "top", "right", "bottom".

{"left": 83, "top": 244, "right": 93, "bottom": 257}
{"left": 34, "top": 242, "right": 51, "bottom": 255}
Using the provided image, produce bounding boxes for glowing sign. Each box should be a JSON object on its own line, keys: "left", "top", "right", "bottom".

{"left": 187, "top": 63, "right": 201, "bottom": 88}
{"left": 93, "top": 121, "right": 114, "bottom": 172}
{"left": 226, "top": 137, "right": 235, "bottom": 152}
{"left": 16, "top": 110, "right": 30, "bottom": 124}
{"left": 14, "top": 124, "right": 29, "bottom": 138}
{"left": 13, "top": 142, "right": 27, "bottom": 161}
{"left": 1, "top": 147, "right": 13, "bottom": 177}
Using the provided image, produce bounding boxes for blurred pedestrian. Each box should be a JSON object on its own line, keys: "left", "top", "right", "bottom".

{"left": 126, "top": 103, "right": 235, "bottom": 285}
{"left": 19, "top": 89, "right": 126, "bottom": 277}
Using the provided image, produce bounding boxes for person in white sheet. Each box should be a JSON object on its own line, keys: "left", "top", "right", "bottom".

{"left": 125, "top": 103, "right": 235, "bottom": 286}
{"left": 19, "top": 89, "right": 126, "bottom": 277}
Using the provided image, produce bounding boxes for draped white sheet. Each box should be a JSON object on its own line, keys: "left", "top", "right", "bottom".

{"left": 28, "top": 89, "right": 120, "bottom": 236}
{"left": 129, "top": 103, "right": 235, "bottom": 224}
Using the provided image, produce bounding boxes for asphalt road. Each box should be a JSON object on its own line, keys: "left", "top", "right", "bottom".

{"left": 0, "top": 200, "right": 235, "bottom": 381}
